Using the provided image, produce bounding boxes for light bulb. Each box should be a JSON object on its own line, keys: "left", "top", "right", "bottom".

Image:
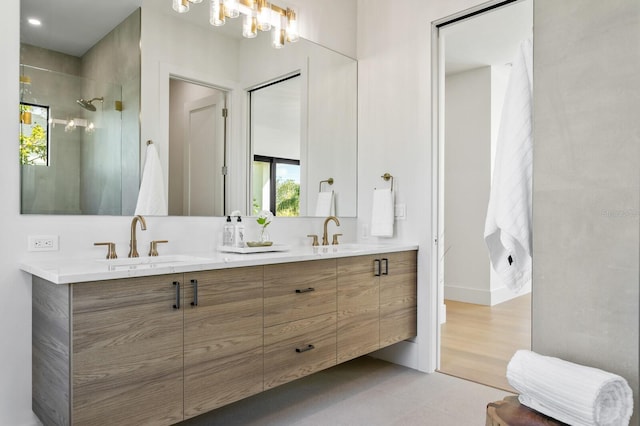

{"left": 210, "top": 0, "right": 225, "bottom": 25}
{"left": 243, "top": 14, "right": 258, "bottom": 38}
{"left": 189, "top": 0, "right": 203, "bottom": 3}
{"left": 257, "top": 0, "right": 271, "bottom": 31}
{"left": 272, "top": 27, "right": 285, "bottom": 49}
{"left": 286, "top": 9, "right": 299, "bottom": 42}
{"left": 172, "top": 0, "right": 190, "bottom": 13}
{"left": 224, "top": 0, "right": 240, "bottom": 18}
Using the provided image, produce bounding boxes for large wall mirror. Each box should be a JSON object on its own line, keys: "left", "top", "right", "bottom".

{"left": 19, "top": 0, "right": 358, "bottom": 218}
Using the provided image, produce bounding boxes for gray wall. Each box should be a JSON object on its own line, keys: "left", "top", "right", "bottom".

{"left": 532, "top": 1, "right": 639, "bottom": 423}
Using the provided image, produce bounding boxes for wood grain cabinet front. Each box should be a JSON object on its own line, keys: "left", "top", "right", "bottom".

{"left": 183, "top": 267, "right": 264, "bottom": 419}
{"left": 337, "top": 250, "right": 418, "bottom": 363}
{"left": 263, "top": 259, "right": 337, "bottom": 388}
{"left": 71, "top": 274, "right": 185, "bottom": 426}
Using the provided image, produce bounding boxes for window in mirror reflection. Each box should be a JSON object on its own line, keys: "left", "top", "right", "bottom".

{"left": 19, "top": 102, "right": 49, "bottom": 166}
{"left": 250, "top": 74, "right": 301, "bottom": 217}
{"left": 252, "top": 156, "right": 300, "bottom": 216}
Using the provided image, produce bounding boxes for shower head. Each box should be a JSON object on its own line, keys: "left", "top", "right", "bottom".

{"left": 76, "top": 97, "right": 103, "bottom": 111}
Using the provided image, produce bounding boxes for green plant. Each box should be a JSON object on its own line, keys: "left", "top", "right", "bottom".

{"left": 275, "top": 178, "right": 300, "bottom": 217}
{"left": 20, "top": 123, "right": 47, "bottom": 165}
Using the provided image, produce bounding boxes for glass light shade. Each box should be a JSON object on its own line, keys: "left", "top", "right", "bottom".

{"left": 243, "top": 14, "right": 258, "bottom": 38}
{"left": 286, "top": 9, "right": 299, "bottom": 42}
{"left": 256, "top": 0, "right": 271, "bottom": 31}
{"left": 189, "top": 0, "right": 203, "bottom": 3}
{"left": 210, "top": 0, "right": 225, "bottom": 25}
{"left": 224, "top": 0, "right": 240, "bottom": 18}
{"left": 172, "top": 0, "right": 190, "bottom": 13}
{"left": 272, "top": 27, "right": 285, "bottom": 49}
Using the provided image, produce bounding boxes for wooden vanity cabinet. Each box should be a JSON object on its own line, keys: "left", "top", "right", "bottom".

{"left": 183, "top": 267, "right": 264, "bottom": 419}
{"left": 32, "top": 274, "right": 185, "bottom": 426}
{"left": 379, "top": 251, "right": 418, "bottom": 346}
{"left": 337, "top": 255, "right": 381, "bottom": 363}
{"left": 263, "top": 259, "right": 337, "bottom": 389}
{"left": 337, "top": 250, "right": 418, "bottom": 362}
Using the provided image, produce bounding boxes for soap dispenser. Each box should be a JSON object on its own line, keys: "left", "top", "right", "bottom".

{"left": 234, "top": 215, "right": 245, "bottom": 248}
{"left": 223, "top": 216, "right": 234, "bottom": 246}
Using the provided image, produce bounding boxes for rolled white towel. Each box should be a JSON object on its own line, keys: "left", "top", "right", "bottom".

{"left": 507, "top": 350, "right": 633, "bottom": 426}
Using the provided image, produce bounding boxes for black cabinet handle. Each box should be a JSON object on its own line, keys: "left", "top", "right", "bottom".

{"left": 173, "top": 281, "right": 180, "bottom": 310}
{"left": 382, "top": 258, "right": 389, "bottom": 276}
{"left": 374, "top": 259, "right": 381, "bottom": 277}
{"left": 295, "top": 287, "right": 315, "bottom": 294}
{"left": 191, "top": 279, "right": 198, "bottom": 306}
{"left": 295, "top": 344, "right": 315, "bottom": 353}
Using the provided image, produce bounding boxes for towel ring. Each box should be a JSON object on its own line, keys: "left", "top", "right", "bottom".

{"left": 319, "top": 177, "right": 334, "bottom": 192}
{"left": 381, "top": 173, "right": 394, "bottom": 191}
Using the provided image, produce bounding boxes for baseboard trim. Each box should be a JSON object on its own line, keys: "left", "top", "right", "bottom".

{"left": 444, "top": 282, "right": 531, "bottom": 306}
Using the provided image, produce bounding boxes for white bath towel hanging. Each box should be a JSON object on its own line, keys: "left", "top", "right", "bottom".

{"left": 371, "top": 188, "right": 394, "bottom": 237}
{"left": 315, "top": 190, "right": 335, "bottom": 217}
{"left": 135, "top": 143, "right": 168, "bottom": 216}
{"left": 484, "top": 35, "right": 533, "bottom": 292}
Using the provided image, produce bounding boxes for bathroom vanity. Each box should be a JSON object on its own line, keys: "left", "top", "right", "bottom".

{"left": 24, "top": 245, "right": 417, "bottom": 425}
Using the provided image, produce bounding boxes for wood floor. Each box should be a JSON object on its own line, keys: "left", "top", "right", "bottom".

{"left": 439, "top": 293, "right": 531, "bottom": 392}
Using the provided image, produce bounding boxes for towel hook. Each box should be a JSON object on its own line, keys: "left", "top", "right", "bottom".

{"left": 381, "top": 173, "right": 394, "bottom": 191}
{"left": 319, "top": 177, "right": 334, "bottom": 192}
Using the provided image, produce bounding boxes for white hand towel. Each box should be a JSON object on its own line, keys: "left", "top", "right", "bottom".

{"left": 484, "top": 35, "right": 534, "bottom": 292}
{"left": 315, "top": 190, "right": 334, "bottom": 217}
{"left": 135, "top": 143, "right": 168, "bottom": 216}
{"left": 507, "top": 350, "right": 633, "bottom": 426}
{"left": 371, "top": 188, "right": 394, "bottom": 237}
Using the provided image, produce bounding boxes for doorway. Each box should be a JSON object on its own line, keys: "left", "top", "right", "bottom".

{"left": 168, "top": 78, "right": 228, "bottom": 216}
{"left": 434, "top": 0, "right": 533, "bottom": 391}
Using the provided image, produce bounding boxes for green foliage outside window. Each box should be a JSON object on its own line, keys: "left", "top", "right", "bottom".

{"left": 276, "top": 178, "right": 300, "bottom": 217}
{"left": 19, "top": 103, "right": 48, "bottom": 165}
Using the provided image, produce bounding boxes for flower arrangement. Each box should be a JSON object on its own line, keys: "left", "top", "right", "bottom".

{"left": 256, "top": 210, "right": 273, "bottom": 243}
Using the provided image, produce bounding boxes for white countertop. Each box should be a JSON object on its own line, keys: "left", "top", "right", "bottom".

{"left": 20, "top": 243, "right": 419, "bottom": 284}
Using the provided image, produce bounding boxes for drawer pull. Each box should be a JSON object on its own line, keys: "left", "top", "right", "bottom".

{"left": 173, "top": 281, "right": 180, "bottom": 310}
{"left": 295, "top": 287, "right": 315, "bottom": 294}
{"left": 374, "top": 259, "right": 381, "bottom": 276}
{"left": 382, "top": 258, "right": 389, "bottom": 276}
{"left": 295, "top": 344, "right": 315, "bottom": 353}
{"left": 191, "top": 279, "right": 198, "bottom": 306}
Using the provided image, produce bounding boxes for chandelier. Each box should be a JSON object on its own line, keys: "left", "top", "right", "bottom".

{"left": 172, "top": 0, "right": 299, "bottom": 48}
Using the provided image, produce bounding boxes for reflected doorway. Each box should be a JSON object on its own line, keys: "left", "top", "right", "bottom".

{"left": 168, "top": 78, "right": 228, "bottom": 216}
{"left": 435, "top": 0, "right": 533, "bottom": 391}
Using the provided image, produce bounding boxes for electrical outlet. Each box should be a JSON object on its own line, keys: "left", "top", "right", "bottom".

{"left": 28, "top": 235, "right": 59, "bottom": 252}
{"left": 394, "top": 203, "right": 406, "bottom": 220}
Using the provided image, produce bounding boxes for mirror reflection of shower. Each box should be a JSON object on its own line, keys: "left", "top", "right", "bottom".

{"left": 76, "top": 96, "right": 104, "bottom": 111}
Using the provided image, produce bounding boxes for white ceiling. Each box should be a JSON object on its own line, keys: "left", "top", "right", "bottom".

{"left": 21, "top": 0, "right": 532, "bottom": 73}
{"left": 442, "top": 0, "right": 533, "bottom": 75}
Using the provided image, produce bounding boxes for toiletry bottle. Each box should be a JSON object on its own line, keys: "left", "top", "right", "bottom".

{"left": 234, "top": 216, "right": 245, "bottom": 248}
{"left": 223, "top": 216, "right": 234, "bottom": 246}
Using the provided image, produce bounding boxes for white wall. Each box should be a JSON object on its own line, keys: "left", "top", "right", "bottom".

{"left": 0, "top": 1, "right": 356, "bottom": 424}
{"left": 443, "top": 67, "right": 492, "bottom": 304}
{"left": 357, "top": 0, "right": 493, "bottom": 372}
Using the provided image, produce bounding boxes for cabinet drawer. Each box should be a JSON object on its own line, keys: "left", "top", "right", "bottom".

{"left": 264, "top": 312, "right": 337, "bottom": 389}
{"left": 264, "top": 259, "right": 336, "bottom": 327}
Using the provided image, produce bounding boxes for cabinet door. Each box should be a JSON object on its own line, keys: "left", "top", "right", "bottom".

{"left": 380, "top": 251, "right": 418, "bottom": 346}
{"left": 337, "top": 255, "right": 380, "bottom": 363}
{"left": 264, "top": 259, "right": 336, "bottom": 327}
{"left": 72, "top": 274, "right": 184, "bottom": 426}
{"left": 183, "top": 267, "right": 264, "bottom": 419}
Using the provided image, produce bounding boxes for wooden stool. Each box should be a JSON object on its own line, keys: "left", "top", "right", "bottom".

{"left": 486, "top": 396, "right": 569, "bottom": 426}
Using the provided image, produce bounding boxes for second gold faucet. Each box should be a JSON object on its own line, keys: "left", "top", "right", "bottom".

{"left": 128, "top": 215, "right": 147, "bottom": 258}
{"left": 322, "top": 216, "right": 341, "bottom": 246}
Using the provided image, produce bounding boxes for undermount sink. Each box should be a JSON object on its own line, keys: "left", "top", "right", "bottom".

{"left": 97, "top": 255, "right": 209, "bottom": 271}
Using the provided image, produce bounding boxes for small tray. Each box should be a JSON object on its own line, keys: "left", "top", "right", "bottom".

{"left": 217, "top": 244, "right": 290, "bottom": 254}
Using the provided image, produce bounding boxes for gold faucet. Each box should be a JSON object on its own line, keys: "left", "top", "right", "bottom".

{"left": 322, "top": 216, "right": 340, "bottom": 246}
{"left": 128, "top": 215, "right": 147, "bottom": 258}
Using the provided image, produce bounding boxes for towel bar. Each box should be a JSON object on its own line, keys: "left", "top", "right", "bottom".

{"left": 319, "top": 177, "right": 334, "bottom": 192}
{"left": 380, "top": 173, "right": 394, "bottom": 191}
